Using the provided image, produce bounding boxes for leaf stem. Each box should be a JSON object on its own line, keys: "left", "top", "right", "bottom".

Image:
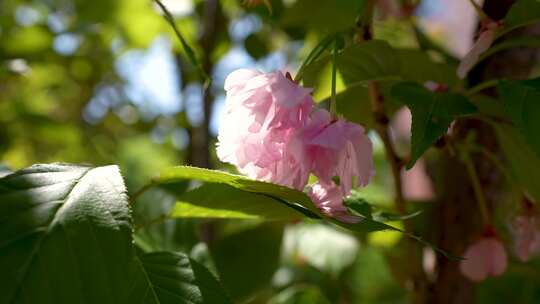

{"left": 129, "top": 182, "right": 155, "bottom": 205}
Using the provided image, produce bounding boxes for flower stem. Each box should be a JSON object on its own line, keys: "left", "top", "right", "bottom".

{"left": 330, "top": 40, "right": 338, "bottom": 119}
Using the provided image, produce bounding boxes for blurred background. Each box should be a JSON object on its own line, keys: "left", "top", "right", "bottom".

{"left": 1, "top": 0, "right": 539, "bottom": 303}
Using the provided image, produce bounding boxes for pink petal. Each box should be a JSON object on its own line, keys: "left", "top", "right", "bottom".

{"left": 460, "top": 237, "right": 507, "bottom": 282}
{"left": 457, "top": 27, "right": 496, "bottom": 79}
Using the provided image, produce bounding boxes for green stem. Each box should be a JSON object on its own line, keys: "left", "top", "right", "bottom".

{"left": 461, "top": 148, "right": 490, "bottom": 225}
{"left": 153, "top": 0, "right": 210, "bottom": 85}
{"left": 294, "top": 34, "right": 337, "bottom": 82}
{"left": 330, "top": 40, "right": 338, "bottom": 119}
{"left": 465, "top": 79, "right": 500, "bottom": 96}
{"left": 129, "top": 182, "right": 155, "bottom": 205}
{"left": 467, "top": 144, "right": 523, "bottom": 208}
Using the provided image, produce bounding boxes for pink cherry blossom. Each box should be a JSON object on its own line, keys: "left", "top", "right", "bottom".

{"left": 457, "top": 20, "right": 501, "bottom": 79}
{"left": 509, "top": 201, "right": 540, "bottom": 262}
{"left": 218, "top": 69, "right": 375, "bottom": 218}
{"left": 301, "top": 109, "right": 375, "bottom": 197}
{"left": 223, "top": 69, "right": 312, "bottom": 132}
{"left": 308, "top": 182, "right": 361, "bottom": 224}
{"left": 510, "top": 215, "right": 540, "bottom": 262}
{"left": 217, "top": 69, "right": 314, "bottom": 190}
{"left": 460, "top": 227, "right": 507, "bottom": 282}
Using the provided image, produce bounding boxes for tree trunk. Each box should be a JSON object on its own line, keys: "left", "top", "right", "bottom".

{"left": 425, "top": 0, "right": 540, "bottom": 303}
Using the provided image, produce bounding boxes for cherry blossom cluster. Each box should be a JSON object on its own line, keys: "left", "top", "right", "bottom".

{"left": 217, "top": 69, "right": 374, "bottom": 222}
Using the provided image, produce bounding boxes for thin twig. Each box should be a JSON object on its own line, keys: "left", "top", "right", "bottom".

{"left": 153, "top": 0, "right": 210, "bottom": 86}
{"left": 129, "top": 182, "right": 155, "bottom": 205}
{"left": 465, "top": 79, "right": 500, "bottom": 96}
{"left": 367, "top": 82, "right": 408, "bottom": 220}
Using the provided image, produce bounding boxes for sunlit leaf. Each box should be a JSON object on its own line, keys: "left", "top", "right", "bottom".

{"left": 0, "top": 163, "right": 231, "bottom": 304}
{"left": 173, "top": 183, "right": 305, "bottom": 220}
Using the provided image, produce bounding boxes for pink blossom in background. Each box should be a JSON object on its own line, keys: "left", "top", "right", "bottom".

{"left": 460, "top": 227, "right": 508, "bottom": 282}
{"left": 401, "top": 160, "right": 435, "bottom": 201}
{"left": 457, "top": 20, "right": 501, "bottom": 79}
{"left": 308, "top": 183, "right": 361, "bottom": 224}
{"left": 509, "top": 202, "right": 540, "bottom": 262}
{"left": 217, "top": 69, "right": 375, "bottom": 221}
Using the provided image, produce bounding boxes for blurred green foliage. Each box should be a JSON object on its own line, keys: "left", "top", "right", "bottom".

{"left": 2, "top": 0, "right": 540, "bottom": 303}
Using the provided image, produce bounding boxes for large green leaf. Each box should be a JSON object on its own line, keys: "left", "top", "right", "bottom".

{"left": 210, "top": 223, "right": 284, "bottom": 301}
{"left": 0, "top": 164, "right": 134, "bottom": 304}
{"left": 502, "top": 0, "right": 540, "bottom": 35}
{"left": 499, "top": 78, "right": 540, "bottom": 158}
{"left": 173, "top": 183, "right": 306, "bottom": 220}
{"left": 157, "top": 166, "right": 456, "bottom": 258}
{"left": 131, "top": 252, "right": 233, "bottom": 304}
{"left": 391, "top": 82, "right": 477, "bottom": 168}
{"left": 0, "top": 163, "right": 231, "bottom": 304}
{"left": 493, "top": 125, "right": 540, "bottom": 203}
{"left": 305, "top": 42, "right": 459, "bottom": 92}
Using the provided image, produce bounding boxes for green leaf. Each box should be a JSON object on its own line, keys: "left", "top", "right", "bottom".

{"left": 210, "top": 223, "right": 284, "bottom": 300}
{"left": 502, "top": 0, "right": 540, "bottom": 35}
{"left": 157, "top": 167, "right": 457, "bottom": 258}
{"left": 493, "top": 125, "right": 540, "bottom": 203}
{"left": 0, "top": 163, "right": 232, "bottom": 304}
{"left": 337, "top": 40, "right": 401, "bottom": 86}
{"left": 0, "top": 164, "right": 11, "bottom": 178}
{"left": 345, "top": 197, "right": 373, "bottom": 219}
{"left": 396, "top": 49, "right": 461, "bottom": 88}
{"left": 173, "top": 183, "right": 306, "bottom": 220}
{"left": 0, "top": 164, "right": 134, "bottom": 304}
{"left": 132, "top": 252, "right": 233, "bottom": 304}
{"left": 499, "top": 78, "right": 540, "bottom": 158}
{"left": 281, "top": 0, "right": 365, "bottom": 33}
{"left": 158, "top": 166, "right": 320, "bottom": 216}
{"left": 391, "top": 82, "right": 477, "bottom": 169}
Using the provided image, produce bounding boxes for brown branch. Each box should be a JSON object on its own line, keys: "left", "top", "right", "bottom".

{"left": 367, "top": 82, "right": 408, "bottom": 219}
